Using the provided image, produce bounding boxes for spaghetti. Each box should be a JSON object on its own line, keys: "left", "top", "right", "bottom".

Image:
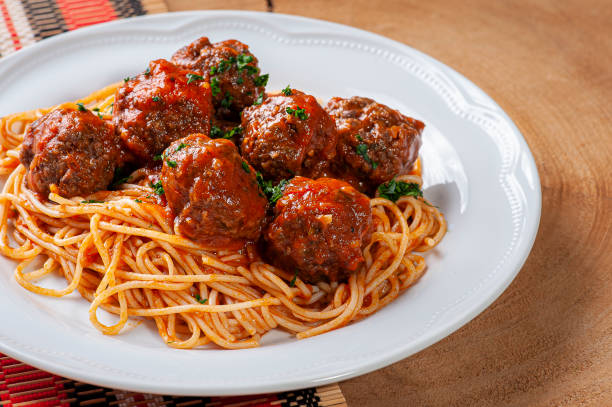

{"left": 0, "top": 84, "right": 446, "bottom": 349}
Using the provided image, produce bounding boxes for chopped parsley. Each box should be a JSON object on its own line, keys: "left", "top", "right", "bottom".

{"left": 236, "top": 53, "right": 254, "bottom": 70}
{"left": 281, "top": 85, "right": 292, "bottom": 96}
{"left": 256, "top": 172, "right": 288, "bottom": 204}
{"left": 221, "top": 92, "right": 233, "bottom": 109}
{"left": 355, "top": 142, "right": 378, "bottom": 169}
{"left": 134, "top": 199, "right": 142, "bottom": 203}
{"left": 186, "top": 73, "right": 204, "bottom": 84}
{"left": 254, "top": 73, "right": 269, "bottom": 87}
{"left": 76, "top": 103, "right": 87, "bottom": 112}
{"left": 153, "top": 154, "right": 162, "bottom": 161}
{"left": 377, "top": 179, "right": 423, "bottom": 202}
{"left": 225, "top": 126, "right": 242, "bottom": 139}
{"left": 210, "top": 125, "right": 242, "bottom": 139}
{"left": 286, "top": 106, "right": 308, "bottom": 120}
{"left": 236, "top": 76, "right": 244, "bottom": 85}
{"left": 253, "top": 93, "right": 264, "bottom": 105}
{"left": 194, "top": 294, "right": 208, "bottom": 304}
{"left": 241, "top": 161, "right": 251, "bottom": 173}
{"left": 92, "top": 107, "right": 100, "bottom": 112}
{"left": 150, "top": 181, "right": 164, "bottom": 195}
{"left": 210, "top": 125, "right": 223, "bottom": 139}
{"left": 152, "top": 96, "right": 161, "bottom": 102}
{"left": 289, "top": 270, "right": 298, "bottom": 287}
{"left": 111, "top": 168, "right": 130, "bottom": 188}
{"left": 81, "top": 200, "right": 104, "bottom": 204}
{"left": 123, "top": 77, "right": 130, "bottom": 83}
{"left": 175, "top": 143, "right": 187, "bottom": 152}
{"left": 210, "top": 76, "right": 221, "bottom": 97}
{"left": 144, "top": 67, "right": 151, "bottom": 76}
{"left": 166, "top": 160, "right": 177, "bottom": 168}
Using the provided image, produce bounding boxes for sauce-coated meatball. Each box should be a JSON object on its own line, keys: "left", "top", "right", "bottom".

{"left": 264, "top": 177, "right": 372, "bottom": 283}
{"left": 161, "top": 134, "right": 268, "bottom": 249}
{"left": 241, "top": 89, "right": 338, "bottom": 182}
{"left": 171, "top": 37, "right": 266, "bottom": 118}
{"left": 20, "top": 107, "right": 120, "bottom": 198}
{"left": 326, "top": 96, "right": 424, "bottom": 192}
{"left": 113, "top": 59, "right": 213, "bottom": 163}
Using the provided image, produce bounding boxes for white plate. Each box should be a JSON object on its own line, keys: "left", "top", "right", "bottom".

{"left": 0, "top": 11, "right": 541, "bottom": 396}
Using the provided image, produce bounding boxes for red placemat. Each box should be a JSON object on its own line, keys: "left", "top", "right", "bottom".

{"left": 1, "top": 353, "right": 346, "bottom": 406}
{"left": 0, "top": 1, "right": 348, "bottom": 405}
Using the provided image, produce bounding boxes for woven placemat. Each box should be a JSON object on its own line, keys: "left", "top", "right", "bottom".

{"left": 0, "top": 354, "right": 346, "bottom": 406}
{"left": 0, "top": 1, "right": 348, "bottom": 405}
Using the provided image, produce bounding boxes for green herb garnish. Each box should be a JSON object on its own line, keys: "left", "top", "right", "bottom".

{"left": 175, "top": 143, "right": 187, "bottom": 152}
{"left": 286, "top": 106, "right": 308, "bottom": 120}
{"left": 377, "top": 179, "right": 423, "bottom": 202}
{"left": 194, "top": 294, "right": 208, "bottom": 304}
{"left": 111, "top": 168, "right": 130, "bottom": 188}
{"left": 236, "top": 76, "right": 244, "bottom": 85}
{"left": 144, "top": 67, "right": 151, "bottom": 76}
{"left": 221, "top": 92, "right": 233, "bottom": 109}
{"left": 134, "top": 199, "right": 142, "bottom": 203}
{"left": 253, "top": 93, "right": 264, "bottom": 105}
{"left": 76, "top": 103, "right": 87, "bottom": 112}
{"left": 289, "top": 270, "right": 298, "bottom": 287}
{"left": 166, "top": 160, "right": 177, "bottom": 168}
{"left": 355, "top": 143, "right": 378, "bottom": 169}
{"left": 241, "top": 161, "right": 251, "bottom": 173}
{"left": 123, "top": 77, "right": 130, "bottom": 83}
{"left": 210, "top": 125, "right": 223, "bottom": 139}
{"left": 186, "top": 73, "right": 204, "bottom": 84}
{"left": 225, "top": 126, "right": 242, "bottom": 139}
{"left": 81, "top": 200, "right": 104, "bottom": 204}
{"left": 210, "top": 76, "right": 221, "bottom": 97}
{"left": 152, "top": 96, "right": 161, "bottom": 102}
{"left": 153, "top": 154, "right": 162, "bottom": 161}
{"left": 92, "top": 107, "right": 100, "bottom": 112}
{"left": 236, "top": 53, "right": 254, "bottom": 70}
{"left": 281, "top": 85, "right": 292, "bottom": 96}
{"left": 150, "top": 181, "right": 164, "bottom": 195}
{"left": 254, "top": 73, "right": 269, "bottom": 87}
{"left": 256, "top": 172, "right": 288, "bottom": 204}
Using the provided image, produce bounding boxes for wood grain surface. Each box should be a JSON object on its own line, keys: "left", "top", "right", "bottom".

{"left": 167, "top": 1, "right": 612, "bottom": 405}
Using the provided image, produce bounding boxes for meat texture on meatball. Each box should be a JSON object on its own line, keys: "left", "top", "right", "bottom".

{"left": 20, "top": 106, "right": 120, "bottom": 198}
{"left": 171, "top": 37, "right": 267, "bottom": 118}
{"left": 241, "top": 89, "right": 338, "bottom": 182}
{"left": 113, "top": 59, "right": 213, "bottom": 163}
{"left": 264, "top": 177, "right": 372, "bottom": 283}
{"left": 161, "top": 134, "right": 268, "bottom": 249}
{"left": 326, "top": 96, "right": 424, "bottom": 192}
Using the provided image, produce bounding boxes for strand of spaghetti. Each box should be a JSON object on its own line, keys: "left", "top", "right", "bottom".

{"left": 89, "top": 280, "right": 280, "bottom": 314}
{"left": 297, "top": 271, "right": 363, "bottom": 339}
{"left": 114, "top": 271, "right": 250, "bottom": 284}
{"left": 15, "top": 233, "right": 91, "bottom": 297}
{"left": 365, "top": 198, "right": 411, "bottom": 295}
{"left": 21, "top": 257, "right": 56, "bottom": 282}
{"left": 208, "top": 290, "right": 237, "bottom": 342}
{"left": 98, "top": 221, "right": 207, "bottom": 250}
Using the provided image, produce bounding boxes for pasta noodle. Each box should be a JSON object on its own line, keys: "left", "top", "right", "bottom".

{"left": 0, "top": 84, "right": 446, "bottom": 349}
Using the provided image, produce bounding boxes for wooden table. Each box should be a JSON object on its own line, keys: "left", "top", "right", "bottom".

{"left": 166, "top": 1, "right": 612, "bottom": 405}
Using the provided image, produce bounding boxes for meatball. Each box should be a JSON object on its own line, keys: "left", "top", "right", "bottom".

{"left": 113, "top": 59, "right": 213, "bottom": 163}
{"left": 241, "top": 89, "right": 338, "bottom": 182}
{"left": 20, "top": 107, "right": 120, "bottom": 198}
{"left": 171, "top": 37, "right": 266, "bottom": 118}
{"left": 326, "top": 96, "right": 424, "bottom": 192}
{"left": 161, "top": 134, "right": 268, "bottom": 249}
{"left": 264, "top": 177, "right": 372, "bottom": 283}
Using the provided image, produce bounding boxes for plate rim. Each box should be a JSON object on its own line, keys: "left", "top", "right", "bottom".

{"left": 0, "top": 10, "right": 542, "bottom": 395}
